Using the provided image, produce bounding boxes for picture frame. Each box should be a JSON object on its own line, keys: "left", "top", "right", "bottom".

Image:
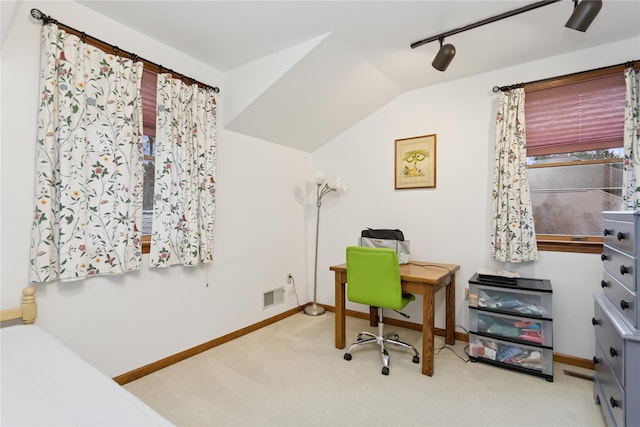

{"left": 395, "top": 134, "right": 437, "bottom": 189}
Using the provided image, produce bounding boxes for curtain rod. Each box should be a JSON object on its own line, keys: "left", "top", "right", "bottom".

{"left": 30, "top": 8, "right": 220, "bottom": 94}
{"left": 492, "top": 59, "right": 639, "bottom": 93}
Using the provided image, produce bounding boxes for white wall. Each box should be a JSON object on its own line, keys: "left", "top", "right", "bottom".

{"left": 3, "top": 0, "right": 639, "bottom": 378}
{"left": 1, "top": 0, "right": 312, "bottom": 377}
{"left": 312, "top": 37, "right": 640, "bottom": 360}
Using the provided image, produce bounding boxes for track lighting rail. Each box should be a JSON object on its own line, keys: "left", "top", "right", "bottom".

{"left": 411, "top": 0, "right": 603, "bottom": 72}
{"left": 410, "top": 0, "right": 561, "bottom": 50}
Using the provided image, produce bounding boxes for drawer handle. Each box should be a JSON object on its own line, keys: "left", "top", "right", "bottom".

{"left": 609, "top": 347, "right": 618, "bottom": 357}
{"left": 620, "top": 265, "right": 631, "bottom": 275}
{"left": 600, "top": 280, "right": 609, "bottom": 288}
{"left": 592, "top": 317, "right": 601, "bottom": 326}
{"left": 617, "top": 231, "right": 626, "bottom": 241}
{"left": 592, "top": 356, "right": 600, "bottom": 364}
{"left": 610, "top": 396, "right": 620, "bottom": 408}
{"left": 604, "top": 228, "right": 613, "bottom": 236}
{"left": 601, "top": 253, "right": 608, "bottom": 262}
{"left": 621, "top": 300, "right": 630, "bottom": 310}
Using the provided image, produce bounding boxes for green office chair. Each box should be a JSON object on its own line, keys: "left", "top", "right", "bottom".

{"left": 343, "top": 246, "right": 420, "bottom": 375}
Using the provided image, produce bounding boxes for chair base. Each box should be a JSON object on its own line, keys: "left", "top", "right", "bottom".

{"left": 343, "top": 313, "right": 419, "bottom": 375}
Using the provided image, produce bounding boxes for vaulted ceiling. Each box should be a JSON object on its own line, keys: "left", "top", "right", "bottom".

{"left": 77, "top": 1, "right": 640, "bottom": 152}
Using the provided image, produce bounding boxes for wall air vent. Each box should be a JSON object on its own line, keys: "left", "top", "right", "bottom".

{"left": 263, "top": 287, "right": 285, "bottom": 309}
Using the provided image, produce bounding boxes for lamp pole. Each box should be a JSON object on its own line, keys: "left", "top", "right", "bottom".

{"left": 304, "top": 182, "right": 334, "bottom": 316}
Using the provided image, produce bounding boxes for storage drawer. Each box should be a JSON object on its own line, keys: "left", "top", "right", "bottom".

{"left": 595, "top": 341, "right": 625, "bottom": 427}
{"left": 602, "top": 246, "right": 636, "bottom": 292}
{"left": 469, "top": 284, "right": 552, "bottom": 318}
{"left": 603, "top": 216, "right": 636, "bottom": 256}
{"left": 602, "top": 271, "right": 638, "bottom": 329}
{"left": 469, "top": 308, "right": 553, "bottom": 347}
{"left": 594, "top": 373, "right": 618, "bottom": 427}
{"left": 593, "top": 299, "right": 625, "bottom": 385}
{"left": 469, "top": 333, "right": 553, "bottom": 376}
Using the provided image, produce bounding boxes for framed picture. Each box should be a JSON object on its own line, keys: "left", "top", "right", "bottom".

{"left": 395, "top": 134, "right": 437, "bottom": 189}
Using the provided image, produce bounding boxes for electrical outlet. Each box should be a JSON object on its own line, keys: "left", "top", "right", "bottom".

{"left": 287, "top": 273, "right": 293, "bottom": 284}
{"left": 464, "top": 287, "right": 469, "bottom": 301}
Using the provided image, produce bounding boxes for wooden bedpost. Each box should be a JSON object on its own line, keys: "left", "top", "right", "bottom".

{"left": 0, "top": 286, "right": 38, "bottom": 324}
{"left": 21, "top": 286, "right": 37, "bottom": 324}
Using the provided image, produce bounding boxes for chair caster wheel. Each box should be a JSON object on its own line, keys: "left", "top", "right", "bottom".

{"left": 412, "top": 355, "right": 420, "bottom": 364}
{"left": 344, "top": 353, "right": 352, "bottom": 361}
{"left": 381, "top": 367, "right": 389, "bottom": 375}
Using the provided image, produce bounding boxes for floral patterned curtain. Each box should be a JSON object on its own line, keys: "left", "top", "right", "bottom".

{"left": 490, "top": 88, "right": 538, "bottom": 263}
{"left": 30, "top": 24, "right": 144, "bottom": 282}
{"left": 623, "top": 67, "right": 640, "bottom": 209}
{"left": 149, "top": 74, "right": 217, "bottom": 267}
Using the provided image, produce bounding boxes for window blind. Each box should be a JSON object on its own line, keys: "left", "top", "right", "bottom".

{"left": 141, "top": 68, "right": 157, "bottom": 137}
{"left": 525, "top": 72, "right": 625, "bottom": 156}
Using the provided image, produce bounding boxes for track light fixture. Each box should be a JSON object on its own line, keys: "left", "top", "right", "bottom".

{"left": 431, "top": 37, "right": 456, "bottom": 72}
{"left": 565, "top": 0, "right": 602, "bottom": 32}
{"left": 411, "top": 0, "right": 602, "bottom": 72}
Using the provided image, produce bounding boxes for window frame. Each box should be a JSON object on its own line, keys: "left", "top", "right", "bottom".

{"left": 141, "top": 137, "right": 154, "bottom": 255}
{"left": 141, "top": 143, "right": 154, "bottom": 254}
{"left": 530, "top": 156, "right": 622, "bottom": 253}
{"left": 141, "top": 69, "right": 158, "bottom": 255}
{"left": 524, "top": 64, "right": 633, "bottom": 254}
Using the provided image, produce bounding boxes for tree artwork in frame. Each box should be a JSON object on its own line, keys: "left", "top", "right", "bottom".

{"left": 395, "top": 134, "right": 436, "bottom": 189}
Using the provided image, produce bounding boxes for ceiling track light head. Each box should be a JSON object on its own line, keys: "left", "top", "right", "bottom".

{"left": 431, "top": 37, "right": 456, "bottom": 72}
{"left": 565, "top": 0, "right": 602, "bottom": 32}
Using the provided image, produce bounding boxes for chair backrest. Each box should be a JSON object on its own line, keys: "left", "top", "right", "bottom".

{"left": 346, "top": 246, "right": 403, "bottom": 310}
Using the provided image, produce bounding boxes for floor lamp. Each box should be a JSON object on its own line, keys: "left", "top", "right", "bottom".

{"left": 304, "top": 172, "right": 346, "bottom": 316}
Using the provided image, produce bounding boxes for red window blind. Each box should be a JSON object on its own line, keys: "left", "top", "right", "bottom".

{"left": 141, "top": 68, "right": 157, "bottom": 136}
{"left": 525, "top": 72, "right": 625, "bottom": 156}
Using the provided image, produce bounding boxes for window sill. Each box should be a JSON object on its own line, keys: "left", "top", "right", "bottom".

{"left": 536, "top": 237, "right": 603, "bottom": 254}
{"left": 142, "top": 235, "right": 150, "bottom": 254}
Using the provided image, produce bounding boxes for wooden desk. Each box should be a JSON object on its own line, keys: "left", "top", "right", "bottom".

{"left": 330, "top": 261, "right": 460, "bottom": 376}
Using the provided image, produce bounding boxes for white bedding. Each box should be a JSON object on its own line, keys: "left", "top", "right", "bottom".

{"left": 0, "top": 325, "right": 173, "bottom": 426}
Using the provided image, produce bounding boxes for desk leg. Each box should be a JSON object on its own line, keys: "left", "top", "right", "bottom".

{"left": 446, "top": 275, "right": 456, "bottom": 345}
{"left": 369, "top": 306, "right": 379, "bottom": 326}
{"left": 335, "top": 274, "right": 346, "bottom": 349}
{"left": 422, "top": 289, "right": 435, "bottom": 376}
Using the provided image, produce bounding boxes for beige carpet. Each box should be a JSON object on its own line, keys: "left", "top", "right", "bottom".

{"left": 125, "top": 311, "right": 605, "bottom": 427}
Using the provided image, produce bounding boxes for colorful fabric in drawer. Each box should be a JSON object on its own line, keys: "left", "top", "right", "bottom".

{"left": 471, "top": 338, "right": 544, "bottom": 370}
{"left": 477, "top": 313, "right": 544, "bottom": 344}
{"left": 477, "top": 290, "right": 545, "bottom": 316}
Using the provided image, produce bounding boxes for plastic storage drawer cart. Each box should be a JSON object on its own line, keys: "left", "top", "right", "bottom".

{"left": 468, "top": 273, "right": 553, "bottom": 381}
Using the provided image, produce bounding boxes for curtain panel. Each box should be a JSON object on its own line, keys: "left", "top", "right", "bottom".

{"left": 30, "top": 24, "right": 144, "bottom": 282}
{"left": 149, "top": 74, "right": 217, "bottom": 267}
{"left": 490, "top": 88, "right": 538, "bottom": 263}
{"left": 623, "top": 67, "right": 640, "bottom": 209}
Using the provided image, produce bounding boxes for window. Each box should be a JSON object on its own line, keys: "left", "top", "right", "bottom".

{"left": 141, "top": 69, "right": 157, "bottom": 254}
{"left": 525, "top": 68, "right": 626, "bottom": 253}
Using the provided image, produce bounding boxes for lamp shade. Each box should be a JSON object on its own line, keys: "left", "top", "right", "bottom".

{"left": 332, "top": 177, "right": 347, "bottom": 193}
{"left": 315, "top": 171, "right": 327, "bottom": 184}
{"left": 565, "top": 0, "right": 602, "bottom": 32}
{"left": 431, "top": 43, "right": 456, "bottom": 72}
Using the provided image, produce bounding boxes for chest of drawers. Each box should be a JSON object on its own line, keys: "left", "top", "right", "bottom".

{"left": 593, "top": 211, "right": 640, "bottom": 427}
